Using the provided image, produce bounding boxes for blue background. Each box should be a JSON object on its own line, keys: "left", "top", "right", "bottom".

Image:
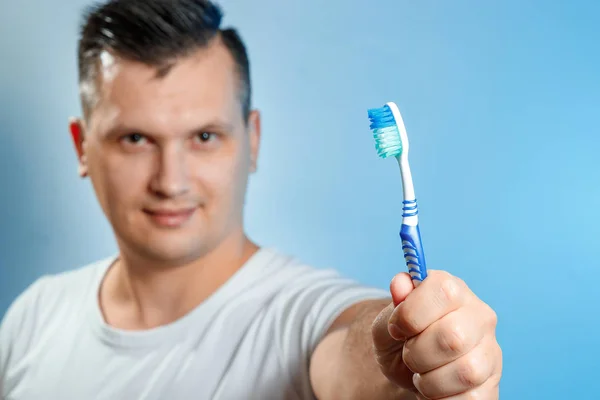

{"left": 1, "top": 0, "right": 598, "bottom": 398}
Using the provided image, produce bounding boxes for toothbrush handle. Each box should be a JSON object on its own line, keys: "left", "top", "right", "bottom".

{"left": 400, "top": 224, "right": 428, "bottom": 285}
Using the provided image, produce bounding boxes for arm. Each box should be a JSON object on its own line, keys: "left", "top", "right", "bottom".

{"left": 309, "top": 299, "right": 416, "bottom": 400}
{"left": 310, "top": 272, "right": 502, "bottom": 400}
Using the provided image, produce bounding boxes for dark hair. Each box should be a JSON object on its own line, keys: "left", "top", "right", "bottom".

{"left": 77, "top": 0, "right": 251, "bottom": 121}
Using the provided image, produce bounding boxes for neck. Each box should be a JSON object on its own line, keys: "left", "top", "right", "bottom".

{"left": 99, "top": 231, "right": 259, "bottom": 331}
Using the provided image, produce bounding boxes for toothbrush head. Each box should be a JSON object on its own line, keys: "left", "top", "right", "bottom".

{"left": 367, "top": 102, "right": 409, "bottom": 159}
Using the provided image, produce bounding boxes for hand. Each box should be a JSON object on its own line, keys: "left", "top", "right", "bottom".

{"left": 371, "top": 271, "right": 502, "bottom": 399}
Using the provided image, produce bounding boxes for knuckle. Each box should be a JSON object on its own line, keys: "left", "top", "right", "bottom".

{"left": 438, "top": 322, "right": 468, "bottom": 355}
{"left": 433, "top": 269, "right": 453, "bottom": 279}
{"left": 439, "top": 275, "right": 461, "bottom": 304}
{"left": 457, "top": 353, "right": 487, "bottom": 389}
{"left": 431, "top": 270, "right": 453, "bottom": 286}
{"left": 496, "top": 342, "right": 503, "bottom": 364}
{"left": 463, "top": 391, "right": 483, "bottom": 400}
{"left": 453, "top": 275, "right": 467, "bottom": 288}
{"left": 463, "top": 384, "right": 499, "bottom": 400}
{"left": 487, "top": 306, "right": 498, "bottom": 327}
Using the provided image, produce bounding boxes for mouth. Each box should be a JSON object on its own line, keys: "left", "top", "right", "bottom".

{"left": 143, "top": 207, "right": 197, "bottom": 228}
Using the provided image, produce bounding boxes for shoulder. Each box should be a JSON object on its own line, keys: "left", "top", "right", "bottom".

{"left": 0, "top": 256, "right": 114, "bottom": 367}
{"left": 264, "top": 247, "right": 389, "bottom": 302}
{"left": 257, "top": 247, "right": 363, "bottom": 287}
{"left": 3, "top": 256, "right": 112, "bottom": 320}
{"left": 249, "top": 248, "right": 389, "bottom": 397}
{"left": 259, "top": 247, "right": 389, "bottom": 341}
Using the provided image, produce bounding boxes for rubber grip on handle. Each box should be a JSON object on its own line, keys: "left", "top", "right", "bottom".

{"left": 400, "top": 223, "right": 428, "bottom": 284}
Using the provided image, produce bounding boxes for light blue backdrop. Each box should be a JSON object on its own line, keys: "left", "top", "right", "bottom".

{"left": 1, "top": 0, "right": 598, "bottom": 398}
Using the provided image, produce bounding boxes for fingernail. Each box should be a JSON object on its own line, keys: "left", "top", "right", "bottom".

{"left": 388, "top": 323, "right": 405, "bottom": 341}
{"left": 412, "top": 373, "right": 421, "bottom": 388}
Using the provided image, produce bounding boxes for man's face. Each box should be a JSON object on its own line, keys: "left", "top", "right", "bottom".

{"left": 70, "top": 40, "right": 260, "bottom": 265}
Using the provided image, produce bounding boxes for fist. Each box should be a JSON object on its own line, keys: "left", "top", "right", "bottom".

{"left": 371, "top": 271, "right": 502, "bottom": 399}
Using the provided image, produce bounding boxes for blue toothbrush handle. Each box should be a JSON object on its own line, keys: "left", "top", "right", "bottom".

{"left": 400, "top": 223, "right": 428, "bottom": 284}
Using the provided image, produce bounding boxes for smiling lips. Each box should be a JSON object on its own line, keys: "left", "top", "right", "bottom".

{"left": 144, "top": 207, "right": 197, "bottom": 228}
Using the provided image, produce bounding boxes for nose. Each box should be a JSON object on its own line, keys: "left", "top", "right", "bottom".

{"left": 149, "top": 143, "right": 190, "bottom": 198}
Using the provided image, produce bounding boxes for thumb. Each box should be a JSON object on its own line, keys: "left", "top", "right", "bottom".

{"left": 390, "top": 272, "right": 414, "bottom": 307}
{"left": 372, "top": 272, "right": 414, "bottom": 352}
{"left": 372, "top": 273, "right": 414, "bottom": 350}
{"left": 371, "top": 273, "right": 418, "bottom": 391}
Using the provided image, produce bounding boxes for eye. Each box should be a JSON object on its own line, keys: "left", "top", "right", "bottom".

{"left": 192, "top": 132, "right": 221, "bottom": 149}
{"left": 121, "top": 133, "right": 148, "bottom": 145}
{"left": 195, "top": 132, "right": 215, "bottom": 143}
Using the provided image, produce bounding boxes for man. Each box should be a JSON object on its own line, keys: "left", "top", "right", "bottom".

{"left": 0, "top": 0, "right": 502, "bottom": 399}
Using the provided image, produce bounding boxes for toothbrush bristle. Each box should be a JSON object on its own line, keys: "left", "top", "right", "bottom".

{"left": 367, "top": 105, "right": 402, "bottom": 158}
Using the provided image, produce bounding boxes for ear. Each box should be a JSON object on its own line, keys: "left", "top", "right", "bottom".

{"left": 69, "top": 117, "right": 89, "bottom": 178}
{"left": 247, "top": 110, "right": 261, "bottom": 173}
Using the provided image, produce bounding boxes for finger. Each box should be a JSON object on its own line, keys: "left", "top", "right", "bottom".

{"left": 378, "top": 352, "right": 418, "bottom": 392}
{"left": 403, "top": 304, "right": 491, "bottom": 373}
{"left": 372, "top": 273, "right": 413, "bottom": 351}
{"left": 417, "top": 376, "right": 500, "bottom": 400}
{"left": 372, "top": 302, "right": 398, "bottom": 353}
{"left": 389, "top": 271, "right": 471, "bottom": 340}
{"left": 390, "top": 272, "right": 414, "bottom": 307}
{"left": 412, "top": 338, "right": 499, "bottom": 399}
{"left": 371, "top": 302, "right": 416, "bottom": 391}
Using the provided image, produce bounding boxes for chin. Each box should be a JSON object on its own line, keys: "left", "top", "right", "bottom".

{"left": 117, "top": 225, "right": 212, "bottom": 266}
{"left": 141, "top": 238, "right": 208, "bottom": 266}
{"left": 114, "top": 212, "right": 233, "bottom": 265}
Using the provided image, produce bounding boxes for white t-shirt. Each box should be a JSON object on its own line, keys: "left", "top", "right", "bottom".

{"left": 0, "top": 247, "right": 389, "bottom": 400}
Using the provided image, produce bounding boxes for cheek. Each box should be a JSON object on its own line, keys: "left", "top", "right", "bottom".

{"left": 109, "top": 167, "right": 147, "bottom": 205}
{"left": 89, "top": 151, "right": 151, "bottom": 210}
{"left": 195, "top": 151, "right": 249, "bottom": 206}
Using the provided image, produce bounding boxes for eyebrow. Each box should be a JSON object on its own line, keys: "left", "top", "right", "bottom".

{"left": 102, "top": 120, "right": 236, "bottom": 139}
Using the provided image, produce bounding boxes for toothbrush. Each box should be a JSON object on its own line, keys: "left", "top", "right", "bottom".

{"left": 367, "top": 102, "right": 428, "bottom": 287}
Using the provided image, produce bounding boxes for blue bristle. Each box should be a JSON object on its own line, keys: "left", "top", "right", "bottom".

{"left": 367, "top": 105, "right": 402, "bottom": 158}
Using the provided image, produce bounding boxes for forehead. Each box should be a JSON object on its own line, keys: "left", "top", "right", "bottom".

{"left": 91, "top": 41, "right": 242, "bottom": 133}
